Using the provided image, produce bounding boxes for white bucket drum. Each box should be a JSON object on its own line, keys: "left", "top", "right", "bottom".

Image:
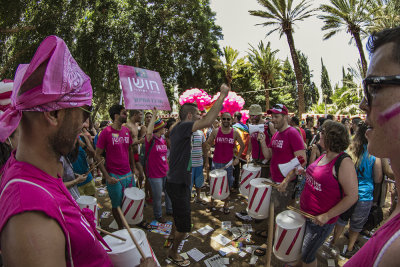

{"left": 239, "top": 163, "right": 261, "bottom": 196}
{"left": 209, "top": 169, "right": 230, "bottom": 200}
{"left": 246, "top": 178, "right": 272, "bottom": 219}
{"left": 76, "top": 196, "right": 99, "bottom": 225}
{"left": 121, "top": 187, "right": 145, "bottom": 225}
{"left": 273, "top": 210, "right": 306, "bottom": 262}
{"left": 104, "top": 228, "right": 160, "bottom": 267}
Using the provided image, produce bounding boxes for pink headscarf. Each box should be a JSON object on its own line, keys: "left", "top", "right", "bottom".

{"left": 0, "top": 36, "right": 92, "bottom": 142}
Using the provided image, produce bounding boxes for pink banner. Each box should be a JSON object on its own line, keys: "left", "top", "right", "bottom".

{"left": 118, "top": 65, "right": 171, "bottom": 110}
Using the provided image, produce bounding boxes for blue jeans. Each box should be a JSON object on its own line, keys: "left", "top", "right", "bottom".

{"left": 212, "top": 161, "right": 234, "bottom": 188}
{"left": 302, "top": 220, "right": 335, "bottom": 264}
{"left": 191, "top": 165, "right": 204, "bottom": 189}
{"left": 148, "top": 177, "right": 172, "bottom": 219}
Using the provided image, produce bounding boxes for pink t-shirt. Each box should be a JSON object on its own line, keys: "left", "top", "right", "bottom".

{"left": 145, "top": 135, "right": 168, "bottom": 178}
{"left": 0, "top": 152, "right": 112, "bottom": 267}
{"left": 344, "top": 212, "right": 400, "bottom": 266}
{"left": 213, "top": 128, "right": 235, "bottom": 164}
{"left": 300, "top": 154, "right": 342, "bottom": 224}
{"left": 268, "top": 126, "right": 305, "bottom": 182}
{"left": 250, "top": 123, "right": 271, "bottom": 160}
{"left": 97, "top": 126, "right": 132, "bottom": 175}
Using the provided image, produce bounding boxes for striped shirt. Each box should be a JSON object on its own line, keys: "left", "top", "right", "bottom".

{"left": 191, "top": 130, "right": 205, "bottom": 167}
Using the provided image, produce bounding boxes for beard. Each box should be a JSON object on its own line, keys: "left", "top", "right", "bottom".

{"left": 49, "top": 116, "right": 80, "bottom": 157}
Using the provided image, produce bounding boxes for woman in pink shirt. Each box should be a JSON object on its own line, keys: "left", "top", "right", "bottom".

{"left": 298, "top": 120, "right": 358, "bottom": 267}
{"left": 145, "top": 109, "right": 172, "bottom": 223}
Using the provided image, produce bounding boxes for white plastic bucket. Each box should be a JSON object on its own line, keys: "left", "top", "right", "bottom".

{"left": 246, "top": 178, "right": 272, "bottom": 219}
{"left": 209, "top": 169, "right": 230, "bottom": 200}
{"left": 76, "top": 196, "right": 99, "bottom": 225}
{"left": 273, "top": 210, "right": 306, "bottom": 262}
{"left": 104, "top": 228, "right": 160, "bottom": 267}
{"left": 239, "top": 163, "right": 261, "bottom": 197}
{"left": 121, "top": 187, "right": 145, "bottom": 225}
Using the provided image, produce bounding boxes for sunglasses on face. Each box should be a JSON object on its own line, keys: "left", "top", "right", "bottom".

{"left": 222, "top": 118, "right": 231, "bottom": 121}
{"left": 363, "top": 75, "right": 400, "bottom": 106}
{"left": 79, "top": 106, "right": 93, "bottom": 121}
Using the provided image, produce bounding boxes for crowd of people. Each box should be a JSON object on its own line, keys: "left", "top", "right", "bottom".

{"left": 1, "top": 27, "right": 400, "bottom": 267}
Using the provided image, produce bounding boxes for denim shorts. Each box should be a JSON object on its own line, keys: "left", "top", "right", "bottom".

{"left": 212, "top": 161, "right": 233, "bottom": 188}
{"left": 191, "top": 166, "right": 204, "bottom": 189}
{"left": 302, "top": 220, "right": 335, "bottom": 264}
{"left": 337, "top": 200, "right": 373, "bottom": 232}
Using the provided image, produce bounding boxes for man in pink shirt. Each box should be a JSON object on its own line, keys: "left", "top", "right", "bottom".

{"left": 96, "top": 103, "right": 138, "bottom": 230}
{"left": 0, "top": 36, "right": 155, "bottom": 267}
{"left": 254, "top": 104, "right": 306, "bottom": 256}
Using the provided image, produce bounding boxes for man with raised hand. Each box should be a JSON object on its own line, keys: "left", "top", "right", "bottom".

{"left": 344, "top": 27, "right": 400, "bottom": 266}
{"left": 0, "top": 36, "right": 156, "bottom": 267}
{"left": 166, "top": 84, "right": 230, "bottom": 266}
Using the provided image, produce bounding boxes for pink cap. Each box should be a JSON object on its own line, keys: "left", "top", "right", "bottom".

{"left": 0, "top": 36, "right": 92, "bottom": 142}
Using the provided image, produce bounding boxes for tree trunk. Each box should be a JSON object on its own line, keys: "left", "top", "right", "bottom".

{"left": 264, "top": 79, "right": 270, "bottom": 111}
{"left": 285, "top": 31, "right": 305, "bottom": 117}
{"left": 353, "top": 31, "right": 368, "bottom": 78}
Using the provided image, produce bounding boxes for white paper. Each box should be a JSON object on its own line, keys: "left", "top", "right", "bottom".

{"left": 225, "top": 245, "right": 238, "bottom": 253}
{"left": 212, "top": 234, "right": 232, "bottom": 246}
{"left": 239, "top": 251, "right": 247, "bottom": 257}
{"left": 197, "top": 225, "right": 214, "bottom": 235}
{"left": 327, "top": 259, "right": 335, "bottom": 267}
{"left": 187, "top": 248, "right": 206, "bottom": 262}
{"left": 250, "top": 255, "right": 258, "bottom": 265}
{"left": 223, "top": 258, "right": 229, "bottom": 264}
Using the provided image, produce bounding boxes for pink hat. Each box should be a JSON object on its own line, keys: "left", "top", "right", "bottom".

{"left": 0, "top": 36, "right": 92, "bottom": 142}
{"left": 267, "top": 104, "right": 288, "bottom": 115}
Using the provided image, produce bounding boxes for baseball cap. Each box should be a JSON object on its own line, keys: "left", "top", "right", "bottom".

{"left": 267, "top": 104, "right": 288, "bottom": 115}
{"left": 249, "top": 104, "right": 263, "bottom": 116}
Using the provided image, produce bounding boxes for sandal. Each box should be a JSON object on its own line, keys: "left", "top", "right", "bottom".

{"left": 167, "top": 256, "right": 190, "bottom": 266}
{"left": 255, "top": 230, "right": 268, "bottom": 238}
{"left": 254, "top": 246, "right": 266, "bottom": 256}
{"left": 137, "top": 221, "right": 152, "bottom": 230}
{"left": 223, "top": 207, "right": 230, "bottom": 214}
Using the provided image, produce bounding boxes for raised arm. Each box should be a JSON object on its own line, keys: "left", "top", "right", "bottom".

{"left": 192, "top": 84, "right": 230, "bottom": 132}
{"left": 146, "top": 108, "right": 158, "bottom": 143}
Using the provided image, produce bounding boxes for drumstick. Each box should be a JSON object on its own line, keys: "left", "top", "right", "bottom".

{"left": 287, "top": 206, "right": 316, "bottom": 220}
{"left": 117, "top": 206, "right": 146, "bottom": 259}
{"left": 266, "top": 201, "right": 274, "bottom": 267}
{"left": 116, "top": 173, "right": 134, "bottom": 182}
{"left": 85, "top": 158, "right": 105, "bottom": 176}
{"left": 261, "top": 180, "right": 280, "bottom": 188}
{"left": 96, "top": 227, "right": 127, "bottom": 242}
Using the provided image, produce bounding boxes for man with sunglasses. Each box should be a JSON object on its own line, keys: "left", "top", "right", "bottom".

{"left": 205, "top": 112, "right": 245, "bottom": 213}
{"left": 0, "top": 36, "right": 159, "bottom": 266}
{"left": 344, "top": 27, "right": 400, "bottom": 266}
{"left": 247, "top": 104, "right": 276, "bottom": 177}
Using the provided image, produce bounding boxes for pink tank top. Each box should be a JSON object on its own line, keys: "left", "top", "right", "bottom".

{"left": 344, "top": 212, "right": 400, "bottom": 266}
{"left": 300, "top": 153, "right": 342, "bottom": 224}
{"left": 213, "top": 128, "right": 235, "bottom": 164}
{"left": 0, "top": 152, "right": 112, "bottom": 267}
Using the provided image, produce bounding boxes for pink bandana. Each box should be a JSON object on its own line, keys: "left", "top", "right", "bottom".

{"left": 0, "top": 36, "right": 92, "bottom": 142}
{"left": 0, "top": 79, "right": 13, "bottom": 112}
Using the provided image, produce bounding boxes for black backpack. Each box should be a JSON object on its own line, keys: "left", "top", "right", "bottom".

{"left": 333, "top": 152, "right": 352, "bottom": 198}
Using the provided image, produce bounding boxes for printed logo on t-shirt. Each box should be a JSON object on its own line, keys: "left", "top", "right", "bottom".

{"left": 271, "top": 139, "right": 284, "bottom": 149}
{"left": 156, "top": 144, "right": 167, "bottom": 151}
{"left": 111, "top": 133, "right": 130, "bottom": 145}
{"left": 305, "top": 172, "right": 322, "bottom": 191}
{"left": 216, "top": 137, "right": 234, "bottom": 144}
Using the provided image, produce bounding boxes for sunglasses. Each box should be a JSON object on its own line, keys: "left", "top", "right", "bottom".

{"left": 222, "top": 118, "right": 231, "bottom": 121}
{"left": 79, "top": 105, "right": 93, "bottom": 121}
{"left": 363, "top": 75, "right": 400, "bottom": 106}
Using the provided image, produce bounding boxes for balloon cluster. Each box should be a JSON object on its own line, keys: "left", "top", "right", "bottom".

{"left": 179, "top": 88, "right": 211, "bottom": 111}
{"left": 240, "top": 110, "right": 249, "bottom": 124}
{"left": 211, "top": 91, "right": 245, "bottom": 115}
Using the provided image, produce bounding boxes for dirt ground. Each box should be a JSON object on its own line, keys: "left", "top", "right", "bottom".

{"left": 96, "top": 178, "right": 393, "bottom": 267}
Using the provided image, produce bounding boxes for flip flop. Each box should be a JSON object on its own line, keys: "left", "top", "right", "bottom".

{"left": 167, "top": 256, "right": 190, "bottom": 266}
{"left": 254, "top": 246, "right": 266, "bottom": 256}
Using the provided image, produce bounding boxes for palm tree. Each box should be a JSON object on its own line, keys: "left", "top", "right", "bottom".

{"left": 248, "top": 41, "right": 281, "bottom": 110}
{"left": 249, "top": 0, "right": 315, "bottom": 117}
{"left": 213, "top": 46, "right": 247, "bottom": 87}
{"left": 368, "top": 0, "right": 400, "bottom": 33}
{"left": 318, "top": 0, "right": 374, "bottom": 77}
